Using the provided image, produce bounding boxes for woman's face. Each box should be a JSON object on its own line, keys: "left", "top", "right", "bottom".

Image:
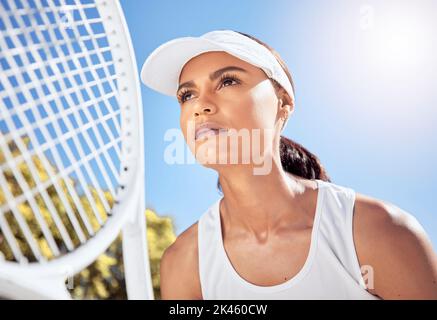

{"left": 177, "top": 51, "right": 291, "bottom": 172}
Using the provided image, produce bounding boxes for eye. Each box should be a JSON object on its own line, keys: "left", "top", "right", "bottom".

{"left": 218, "top": 73, "right": 240, "bottom": 89}
{"left": 177, "top": 89, "right": 193, "bottom": 104}
{"left": 177, "top": 73, "right": 241, "bottom": 104}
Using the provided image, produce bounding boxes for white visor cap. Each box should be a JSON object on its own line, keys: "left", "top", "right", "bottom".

{"left": 140, "top": 29, "right": 294, "bottom": 102}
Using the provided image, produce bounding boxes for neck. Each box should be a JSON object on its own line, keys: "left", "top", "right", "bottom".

{"left": 217, "top": 157, "right": 316, "bottom": 241}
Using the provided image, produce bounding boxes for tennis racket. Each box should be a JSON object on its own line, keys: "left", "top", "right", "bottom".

{"left": 0, "top": 0, "right": 153, "bottom": 299}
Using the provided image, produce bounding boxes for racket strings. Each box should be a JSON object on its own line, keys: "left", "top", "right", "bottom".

{"left": 0, "top": 0, "right": 125, "bottom": 263}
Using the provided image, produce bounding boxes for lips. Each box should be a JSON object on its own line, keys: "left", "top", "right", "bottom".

{"left": 195, "top": 122, "right": 228, "bottom": 141}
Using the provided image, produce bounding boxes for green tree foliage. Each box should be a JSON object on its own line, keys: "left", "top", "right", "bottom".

{"left": 0, "top": 135, "right": 176, "bottom": 299}
{"left": 70, "top": 209, "right": 176, "bottom": 300}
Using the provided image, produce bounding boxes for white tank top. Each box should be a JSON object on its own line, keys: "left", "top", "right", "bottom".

{"left": 197, "top": 178, "right": 381, "bottom": 299}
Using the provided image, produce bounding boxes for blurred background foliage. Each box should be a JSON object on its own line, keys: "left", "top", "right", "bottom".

{"left": 0, "top": 135, "right": 176, "bottom": 299}
{"left": 71, "top": 208, "right": 176, "bottom": 300}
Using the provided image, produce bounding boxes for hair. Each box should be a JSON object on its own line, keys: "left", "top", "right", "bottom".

{"left": 215, "top": 30, "right": 331, "bottom": 193}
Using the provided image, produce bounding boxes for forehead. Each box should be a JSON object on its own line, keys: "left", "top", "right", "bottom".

{"left": 178, "top": 51, "right": 264, "bottom": 83}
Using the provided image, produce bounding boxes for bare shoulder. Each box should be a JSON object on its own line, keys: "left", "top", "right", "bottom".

{"left": 160, "top": 221, "right": 203, "bottom": 299}
{"left": 353, "top": 192, "right": 437, "bottom": 299}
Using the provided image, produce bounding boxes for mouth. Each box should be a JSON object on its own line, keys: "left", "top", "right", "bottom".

{"left": 195, "top": 128, "right": 228, "bottom": 141}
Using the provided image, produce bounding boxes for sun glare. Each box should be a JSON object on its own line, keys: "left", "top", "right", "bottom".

{"left": 364, "top": 7, "right": 432, "bottom": 72}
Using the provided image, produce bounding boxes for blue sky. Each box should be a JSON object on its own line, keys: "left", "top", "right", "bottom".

{"left": 120, "top": 0, "right": 437, "bottom": 246}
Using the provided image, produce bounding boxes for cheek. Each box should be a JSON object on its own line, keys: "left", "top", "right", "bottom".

{"left": 180, "top": 111, "right": 191, "bottom": 138}
{"left": 180, "top": 114, "right": 197, "bottom": 153}
{"left": 179, "top": 117, "right": 185, "bottom": 140}
{"left": 235, "top": 82, "right": 277, "bottom": 130}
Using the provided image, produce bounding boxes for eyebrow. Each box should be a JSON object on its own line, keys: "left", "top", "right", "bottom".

{"left": 177, "top": 66, "right": 248, "bottom": 95}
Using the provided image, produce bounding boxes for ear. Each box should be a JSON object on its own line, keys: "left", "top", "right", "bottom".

{"left": 274, "top": 85, "right": 295, "bottom": 131}
{"left": 278, "top": 98, "right": 292, "bottom": 131}
{"left": 276, "top": 87, "right": 295, "bottom": 116}
{"left": 277, "top": 95, "right": 294, "bottom": 121}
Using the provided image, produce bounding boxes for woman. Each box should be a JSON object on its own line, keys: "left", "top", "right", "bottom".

{"left": 141, "top": 30, "right": 437, "bottom": 299}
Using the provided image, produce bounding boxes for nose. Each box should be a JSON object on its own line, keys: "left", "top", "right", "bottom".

{"left": 194, "top": 106, "right": 212, "bottom": 117}
{"left": 193, "top": 100, "right": 217, "bottom": 117}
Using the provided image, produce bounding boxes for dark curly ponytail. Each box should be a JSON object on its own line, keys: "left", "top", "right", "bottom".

{"left": 215, "top": 30, "right": 331, "bottom": 193}
{"left": 279, "top": 135, "right": 330, "bottom": 182}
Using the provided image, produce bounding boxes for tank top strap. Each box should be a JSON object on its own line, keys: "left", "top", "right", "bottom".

{"left": 197, "top": 198, "right": 225, "bottom": 299}
{"left": 317, "top": 180, "right": 367, "bottom": 289}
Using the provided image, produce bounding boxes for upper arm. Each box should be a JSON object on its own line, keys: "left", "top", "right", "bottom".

{"left": 159, "top": 224, "right": 203, "bottom": 300}
{"left": 353, "top": 194, "right": 437, "bottom": 299}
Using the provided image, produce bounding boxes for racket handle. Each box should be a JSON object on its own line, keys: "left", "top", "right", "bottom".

{"left": 122, "top": 189, "right": 154, "bottom": 300}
